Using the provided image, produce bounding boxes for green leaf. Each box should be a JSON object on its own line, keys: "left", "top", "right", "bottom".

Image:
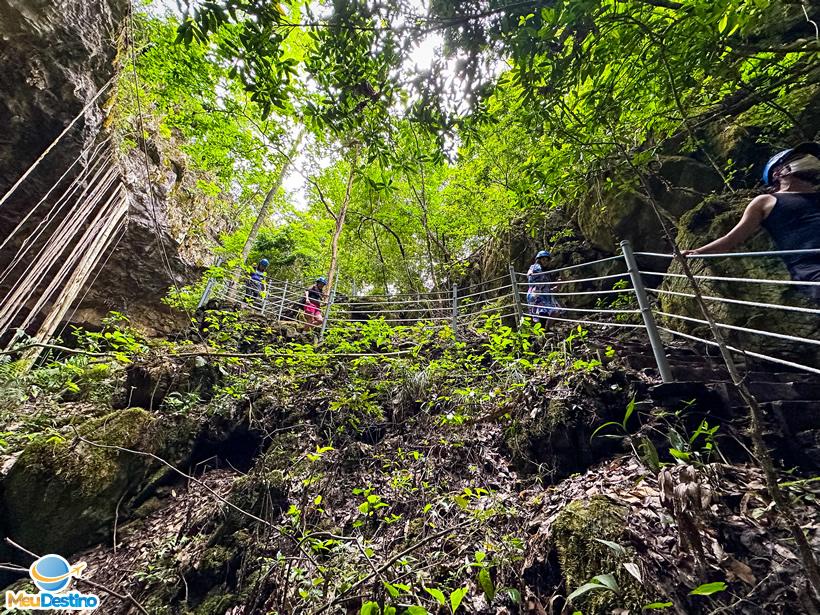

{"left": 403, "top": 607, "right": 428, "bottom": 615}
{"left": 642, "top": 602, "right": 673, "bottom": 610}
{"left": 669, "top": 448, "right": 691, "bottom": 462}
{"left": 424, "top": 587, "right": 446, "bottom": 606}
{"left": 621, "top": 396, "right": 636, "bottom": 429}
{"left": 689, "top": 581, "right": 727, "bottom": 596}
{"left": 449, "top": 586, "right": 468, "bottom": 613}
{"left": 566, "top": 581, "right": 610, "bottom": 602}
{"left": 718, "top": 13, "right": 729, "bottom": 33}
{"left": 384, "top": 581, "right": 399, "bottom": 598}
{"left": 592, "top": 573, "right": 618, "bottom": 593}
{"left": 638, "top": 437, "right": 661, "bottom": 472}
{"left": 360, "top": 601, "right": 380, "bottom": 615}
{"left": 590, "top": 421, "right": 623, "bottom": 441}
{"left": 504, "top": 588, "right": 521, "bottom": 604}
{"left": 593, "top": 538, "right": 627, "bottom": 556}
{"left": 478, "top": 568, "right": 495, "bottom": 601}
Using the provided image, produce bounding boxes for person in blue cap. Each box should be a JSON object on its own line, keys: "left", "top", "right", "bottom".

{"left": 684, "top": 142, "right": 820, "bottom": 299}
{"left": 244, "top": 258, "right": 269, "bottom": 305}
{"left": 526, "top": 250, "right": 560, "bottom": 327}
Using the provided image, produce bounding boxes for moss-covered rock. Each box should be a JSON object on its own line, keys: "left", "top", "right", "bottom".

{"left": 551, "top": 496, "right": 646, "bottom": 613}
{"left": 190, "top": 591, "right": 238, "bottom": 615}
{"left": 0, "top": 408, "right": 196, "bottom": 557}
{"left": 505, "top": 371, "right": 634, "bottom": 479}
{"left": 576, "top": 156, "right": 725, "bottom": 253}
{"left": 666, "top": 192, "right": 820, "bottom": 367}
{"left": 114, "top": 350, "right": 221, "bottom": 410}
{"left": 219, "top": 467, "right": 288, "bottom": 535}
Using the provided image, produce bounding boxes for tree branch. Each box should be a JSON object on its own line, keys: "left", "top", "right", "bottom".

{"left": 4, "top": 538, "right": 149, "bottom": 615}
{"left": 310, "top": 520, "right": 473, "bottom": 614}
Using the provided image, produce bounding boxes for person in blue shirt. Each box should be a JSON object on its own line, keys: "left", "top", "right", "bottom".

{"left": 526, "top": 250, "right": 559, "bottom": 328}
{"left": 244, "top": 258, "right": 269, "bottom": 306}
{"left": 684, "top": 142, "right": 820, "bottom": 300}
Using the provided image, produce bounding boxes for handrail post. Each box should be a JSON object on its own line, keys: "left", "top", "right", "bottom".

{"left": 509, "top": 264, "right": 523, "bottom": 327}
{"left": 259, "top": 281, "right": 268, "bottom": 314}
{"left": 620, "top": 240, "right": 673, "bottom": 383}
{"left": 319, "top": 276, "right": 338, "bottom": 342}
{"left": 196, "top": 277, "right": 217, "bottom": 310}
{"left": 451, "top": 283, "right": 459, "bottom": 340}
{"left": 277, "top": 280, "right": 288, "bottom": 322}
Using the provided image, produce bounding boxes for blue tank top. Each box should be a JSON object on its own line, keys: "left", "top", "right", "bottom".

{"left": 760, "top": 192, "right": 820, "bottom": 298}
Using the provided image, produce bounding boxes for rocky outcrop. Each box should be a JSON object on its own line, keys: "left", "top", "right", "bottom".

{"left": 70, "top": 135, "right": 237, "bottom": 336}
{"left": 0, "top": 0, "right": 123, "bottom": 201}
{"left": 0, "top": 0, "right": 234, "bottom": 339}
{"left": 0, "top": 408, "right": 196, "bottom": 557}
{"left": 576, "top": 156, "right": 726, "bottom": 254}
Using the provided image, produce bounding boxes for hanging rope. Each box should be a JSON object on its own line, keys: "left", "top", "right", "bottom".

{"left": 0, "top": 168, "right": 120, "bottom": 336}
{"left": 0, "top": 137, "right": 112, "bottom": 255}
{"left": 0, "top": 77, "right": 115, "bottom": 209}
{"left": 0, "top": 156, "right": 116, "bottom": 289}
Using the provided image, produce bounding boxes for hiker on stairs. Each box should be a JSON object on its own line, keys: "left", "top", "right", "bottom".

{"left": 684, "top": 142, "right": 820, "bottom": 300}
{"left": 244, "top": 258, "right": 269, "bottom": 306}
{"left": 303, "top": 276, "right": 327, "bottom": 327}
{"left": 527, "top": 250, "right": 560, "bottom": 329}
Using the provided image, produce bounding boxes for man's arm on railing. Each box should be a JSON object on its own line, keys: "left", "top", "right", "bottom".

{"left": 682, "top": 195, "right": 772, "bottom": 256}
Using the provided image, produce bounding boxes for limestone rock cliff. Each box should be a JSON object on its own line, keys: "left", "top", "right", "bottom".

{"left": 0, "top": 0, "right": 232, "bottom": 339}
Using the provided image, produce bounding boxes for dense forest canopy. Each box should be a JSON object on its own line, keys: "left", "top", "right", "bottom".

{"left": 119, "top": 0, "right": 818, "bottom": 294}
{"left": 2, "top": 1, "right": 820, "bottom": 613}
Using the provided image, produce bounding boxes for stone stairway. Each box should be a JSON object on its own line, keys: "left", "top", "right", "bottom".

{"left": 608, "top": 337, "right": 820, "bottom": 470}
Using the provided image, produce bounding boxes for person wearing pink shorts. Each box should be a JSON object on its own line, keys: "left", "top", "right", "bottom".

{"left": 303, "top": 276, "right": 327, "bottom": 327}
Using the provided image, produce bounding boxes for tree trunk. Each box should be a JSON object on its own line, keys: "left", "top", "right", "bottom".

{"left": 240, "top": 131, "right": 304, "bottom": 266}
{"left": 325, "top": 149, "right": 358, "bottom": 296}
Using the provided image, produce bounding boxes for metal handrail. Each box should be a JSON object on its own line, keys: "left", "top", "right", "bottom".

{"left": 640, "top": 269, "right": 820, "bottom": 287}
{"left": 527, "top": 313, "right": 646, "bottom": 329}
{"left": 520, "top": 303, "right": 640, "bottom": 315}
{"left": 327, "top": 314, "right": 451, "bottom": 324}
{"left": 529, "top": 287, "right": 634, "bottom": 297}
{"left": 635, "top": 248, "right": 820, "bottom": 259}
{"left": 515, "top": 254, "right": 625, "bottom": 276}
{"left": 332, "top": 306, "right": 451, "bottom": 315}
{"left": 457, "top": 283, "right": 515, "bottom": 301}
{"left": 526, "top": 272, "right": 628, "bottom": 287}
{"left": 647, "top": 287, "right": 820, "bottom": 316}
{"left": 457, "top": 303, "right": 515, "bottom": 320}
{"left": 656, "top": 310, "right": 820, "bottom": 347}
{"left": 659, "top": 327, "right": 820, "bottom": 376}
{"left": 196, "top": 245, "right": 820, "bottom": 380}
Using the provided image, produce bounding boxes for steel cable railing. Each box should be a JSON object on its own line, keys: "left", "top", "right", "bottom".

{"left": 634, "top": 245, "right": 820, "bottom": 378}
{"left": 647, "top": 287, "right": 820, "bottom": 316}
{"left": 657, "top": 326, "right": 820, "bottom": 376}
{"left": 196, "top": 244, "right": 819, "bottom": 378}
{"left": 520, "top": 303, "right": 640, "bottom": 316}
{"left": 201, "top": 259, "right": 642, "bottom": 336}
{"left": 514, "top": 254, "right": 626, "bottom": 277}
{"left": 524, "top": 272, "right": 629, "bottom": 286}
{"left": 640, "top": 269, "right": 820, "bottom": 287}
{"left": 656, "top": 310, "right": 820, "bottom": 347}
